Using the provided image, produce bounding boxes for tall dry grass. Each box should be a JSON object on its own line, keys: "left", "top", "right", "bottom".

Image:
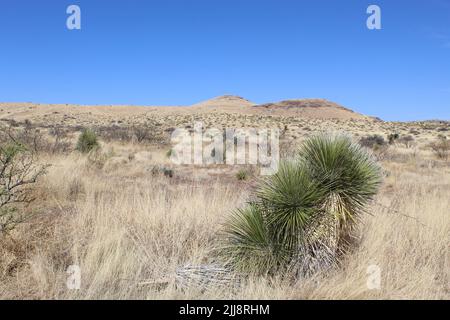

{"left": 0, "top": 144, "right": 448, "bottom": 299}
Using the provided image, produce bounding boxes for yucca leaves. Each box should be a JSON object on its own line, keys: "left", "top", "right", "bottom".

{"left": 219, "top": 204, "right": 284, "bottom": 275}
{"left": 220, "top": 134, "right": 382, "bottom": 276}
{"left": 257, "top": 161, "right": 324, "bottom": 251}
{"left": 301, "top": 134, "right": 382, "bottom": 225}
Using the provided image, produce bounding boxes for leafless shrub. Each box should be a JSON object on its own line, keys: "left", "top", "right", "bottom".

{"left": 0, "top": 132, "right": 48, "bottom": 233}
{"left": 398, "top": 135, "right": 415, "bottom": 148}
{"left": 430, "top": 136, "right": 450, "bottom": 160}
{"left": 0, "top": 125, "right": 71, "bottom": 155}
{"left": 95, "top": 124, "right": 168, "bottom": 145}
{"left": 359, "top": 135, "right": 386, "bottom": 149}
{"left": 67, "top": 177, "right": 85, "bottom": 201}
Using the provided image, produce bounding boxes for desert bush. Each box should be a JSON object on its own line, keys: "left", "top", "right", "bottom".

{"left": 95, "top": 122, "right": 166, "bottom": 145}
{"left": 48, "top": 126, "right": 72, "bottom": 154}
{"left": 220, "top": 134, "right": 382, "bottom": 276}
{"left": 430, "top": 136, "right": 450, "bottom": 160}
{"left": 398, "top": 135, "right": 415, "bottom": 148}
{"left": 236, "top": 169, "right": 249, "bottom": 181}
{"left": 67, "top": 177, "right": 85, "bottom": 201}
{"left": 359, "top": 134, "right": 386, "bottom": 149}
{"left": 132, "top": 126, "right": 150, "bottom": 143}
{"left": 86, "top": 148, "right": 108, "bottom": 170}
{"left": 5, "top": 125, "right": 46, "bottom": 154}
{"left": 76, "top": 129, "right": 99, "bottom": 153}
{"left": 388, "top": 133, "right": 399, "bottom": 145}
{"left": 0, "top": 138, "right": 48, "bottom": 233}
{"left": 150, "top": 165, "right": 174, "bottom": 178}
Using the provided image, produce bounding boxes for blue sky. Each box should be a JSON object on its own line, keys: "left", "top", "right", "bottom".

{"left": 0, "top": 0, "right": 449, "bottom": 121}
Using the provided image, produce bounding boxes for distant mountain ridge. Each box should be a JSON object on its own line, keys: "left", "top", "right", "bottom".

{"left": 0, "top": 95, "right": 369, "bottom": 121}
{"left": 190, "top": 95, "right": 367, "bottom": 120}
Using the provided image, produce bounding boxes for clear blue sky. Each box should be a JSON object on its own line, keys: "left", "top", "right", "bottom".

{"left": 0, "top": 0, "right": 449, "bottom": 121}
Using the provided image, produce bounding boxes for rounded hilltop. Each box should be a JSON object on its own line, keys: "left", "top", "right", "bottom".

{"left": 191, "top": 95, "right": 256, "bottom": 109}
{"left": 250, "top": 98, "right": 367, "bottom": 120}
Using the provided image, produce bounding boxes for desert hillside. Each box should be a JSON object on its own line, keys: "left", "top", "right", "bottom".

{"left": 0, "top": 97, "right": 447, "bottom": 146}
{"left": 0, "top": 96, "right": 449, "bottom": 300}
{"left": 0, "top": 95, "right": 367, "bottom": 124}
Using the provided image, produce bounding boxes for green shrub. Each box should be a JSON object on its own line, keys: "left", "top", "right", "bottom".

{"left": 76, "top": 129, "right": 99, "bottom": 153}
{"left": 220, "top": 134, "right": 382, "bottom": 276}
{"left": 388, "top": 133, "right": 399, "bottom": 145}
{"left": 236, "top": 169, "right": 249, "bottom": 181}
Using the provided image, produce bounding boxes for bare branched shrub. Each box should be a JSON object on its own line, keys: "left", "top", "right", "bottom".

{"left": 359, "top": 135, "right": 386, "bottom": 149}
{"left": 398, "top": 135, "right": 415, "bottom": 148}
{"left": 0, "top": 132, "right": 48, "bottom": 233}
{"left": 359, "top": 135, "right": 389, "bottom": 161}
{"left": 96, "top": 124, "right": 168, "bottom": 145}
{"left": 430, "top": 136, "right": 450, "bottom": 160}
{"left": 0, "top": 124, "right": 71, "bottom": 155}
{"left": 48, "top": 126, "right": 72, "bottom": 154}
{"left": 132, "top": 126, "right": 150, "bottom": 143}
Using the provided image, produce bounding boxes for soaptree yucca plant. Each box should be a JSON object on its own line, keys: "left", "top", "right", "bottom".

{"left": 300, "top": 134, "right": 382, "bottom": 234}
{"left": 219, "top": 134, "right": 382, "bottom": 276}
{"left": 76, "top": 129, "right": 99, "bottom": 154}
{"left": 219, "top": 203, "right": 285, "bottom": 275}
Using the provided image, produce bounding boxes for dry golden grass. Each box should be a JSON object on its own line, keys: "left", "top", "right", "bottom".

{"left": 0, "top": 139, "right": 448, "bottom": 300}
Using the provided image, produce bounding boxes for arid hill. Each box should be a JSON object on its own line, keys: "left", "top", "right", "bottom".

{"left": 0, "top": 95, "right": 368, "bottom": 125}
{"left": 252, "top": 99, "right": 367, "bottom": 119}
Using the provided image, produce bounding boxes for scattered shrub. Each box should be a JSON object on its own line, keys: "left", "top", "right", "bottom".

{"left": 150, "top": 165, "right": 174, "bottom": 178}
{"left": 236, "top": 169, "right": 249, "bottom": 181}
{"left": 359, "top": 135, "right": 386, "bottom": 149}
{"left": 86, "top": 148, "right": 108, "bottom": 170}
{"left": 387, "top": 133, "right": 399, "bottom": 145}
{"left": 95, "top": 124, "right": 167, "bottom": 145}
{"left": 430, "top": 136, "right": 450, "bottom": 160}
{"left": 76, "top": 129, "right": 99, "bottom": 153}
{"left": 67, "top": 177, "right": 85, "bottom": 201}
{"left": 163, "top": 168, "right": 174, "bottom": 178}
{"left": 398, "top": 135, "right": 415, "bottom": 148}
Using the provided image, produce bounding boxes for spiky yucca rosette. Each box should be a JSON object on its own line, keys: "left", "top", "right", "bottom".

{"left": 219, "top": 134, "right": 382, "bottom": 276}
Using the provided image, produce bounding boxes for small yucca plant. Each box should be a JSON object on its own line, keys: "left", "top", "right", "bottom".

{"left": 219, "top": 134, "right": 382, "bottom": 276}
{"left": 76, "top": 129, "right": 99, "bottom": 153}
{"left": 236, "top": 169, "right": 249, "bottom": 181}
